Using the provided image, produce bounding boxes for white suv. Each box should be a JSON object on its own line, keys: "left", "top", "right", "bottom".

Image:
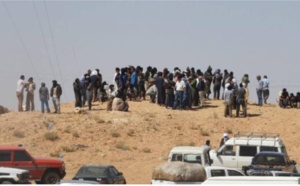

{"left": 210, "top": 132, "right": 286, "bottom": 170}
{"left": 0, "top": 167, "right": 30, "bottom": 184}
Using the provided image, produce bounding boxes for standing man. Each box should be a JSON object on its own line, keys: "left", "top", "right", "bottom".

{"left": 256, "top": 75, "right": 264, "bottom": 106}
{"left": 50, "top": 80, "right": 62, "bottom": 114}
{"left": 73, "top": 78, "right": 82, "bottom": 108}
{"left": 26, "top": 77, "right": 36, "bottom": 111}
{"left": 39, "top": 82, "right": 50, "bottom": 113}
{"left": 16, "top": 75, "right": 27, "bottom": 112}
{"left": 262, "top": 75, "right": 270, "bottom": 104}
{"left": 197, "top": 74, "right": 206, "bottom": 108}
{"left": 224, "top": 84, "right": 233, "bottom": 117}
{"left": 236, "top": 83, "right": 247, "bottom": 117}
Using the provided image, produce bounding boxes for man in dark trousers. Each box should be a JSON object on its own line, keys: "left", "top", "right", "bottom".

{"left": 50, "top": 80, "right": 62, "bottom": 114}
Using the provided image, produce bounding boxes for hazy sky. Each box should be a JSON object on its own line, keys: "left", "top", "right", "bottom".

{"left": 1, "top": 1, "right": 299, "bottom": 110}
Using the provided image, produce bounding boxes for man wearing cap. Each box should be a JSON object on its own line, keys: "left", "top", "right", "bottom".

{"left": 50, "top": 80, "right": 62, "bottom": 114}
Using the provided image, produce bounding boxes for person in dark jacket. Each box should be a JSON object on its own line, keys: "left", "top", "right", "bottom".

{"left": 50, "top": 80, "right": 62, "bottom": 113}
{"left": 73, "top": 78, "right": 82, "bottom": 108}
{"left": 155, "top": 72, "right": 165, "bottom": 106}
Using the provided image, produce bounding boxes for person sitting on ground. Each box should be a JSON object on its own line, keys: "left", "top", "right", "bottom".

{"left": 289, "top": 93, "right": 298, "bottom": 108}
{"left": 112, "top": 91, "right": 129, "bottom": 112}
{"left": 279, "top": 88, "right": 289, "bottom": 108}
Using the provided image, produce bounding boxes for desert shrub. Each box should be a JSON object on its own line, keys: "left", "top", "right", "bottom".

{"left": 62, "top": 146, "right": 76, "bottom": 152}
{"left": 199, "top": 128, "right": 210, "bottom": 136}
{"left": 49, "top": 151, "right": 60, "bottom": 158}
{"left": 44, "top": 132, "right": 59, "bottom": 141}
{"left": 13, "top": 130, "right": 25, "bottom": 138}
{"left": 94, "top": 115, "right": 105, "bottom": 124}
{"left": 225, "top": 128, "right": 233, "bottom": 134}
{"left": 127, "top": 129, "right": 135, "bottom": 137}
{"left": 111, "top": 132, "right": 120, "bottom": 138}
{"left": 115, "top": 142, "right": 130, "bottom": 151}
{"left": 142, "top": 148, "right": 151, "bottom": 153}
{"left": 64, "top": 126, "right": 72, "bottom": 133}
{"left": 72, "top": 131, "right": 80, "bottom": 138}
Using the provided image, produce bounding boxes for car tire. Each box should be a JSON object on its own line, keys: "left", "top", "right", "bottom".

{"left": 123, "top": 180, "right": 126, "bottom": 184}
{"left": 42, "top": 170, "right": 60, "bottom": 184}
{"left": 0, "top": 180, "right": 14, "bottom": 184}
{"left": 35, "top": 181, "right": 43, "bottom": 184}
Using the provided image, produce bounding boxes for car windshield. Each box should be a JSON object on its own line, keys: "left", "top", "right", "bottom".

{"left": 75, "top": 166, "right": 108, "bottom": 178}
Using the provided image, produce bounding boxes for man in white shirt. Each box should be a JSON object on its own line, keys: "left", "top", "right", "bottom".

{"left": 16, "top": 75, "right": 27, "bottom": 111}
{"left": 173, "top": 74, "right": 186, "bottom": 110}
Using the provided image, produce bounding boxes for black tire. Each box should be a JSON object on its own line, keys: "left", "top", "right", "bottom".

{"left": 123, "top": 180, "right": 126, "bottom": 184}
{"left": 35, "top": 181, "right": 43, "bottom": 184}
{"left": 42, "top": 170, "right": 60, "bottom": 184}
{"left": 0, "top": 180, "right": 14, "bottom": 184}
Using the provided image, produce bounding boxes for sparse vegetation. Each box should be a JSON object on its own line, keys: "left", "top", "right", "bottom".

{"left": 44, "top": 132, "right": 59, "bottom": 141}
{"left": 64, "top": 126, "right": 72, "bottom": 133}
{"left": 94, "top": 115, "right": 105, "bottom": 124}
{"left": 111, "top": 132, "right": 120, "bottom": 138}
{"left": 225, "top": 128, "right": 233, "bottom": 134}
{"left": 62, "top": 145, "right": 76, "bottom": 152}
{"left": 199, "top": 128, "right": 210, "bottom": 136}
{"left": 72, "top": 131, "right": 80, "bottom": 138}
{"left": 115, "top": 142, "right": 130, "bottom": 151}
{"left": 127, "top": 129, "right": 135, "bottom": 137}
{"left": 13, "top": 130, "right": 25, "bottom": 138}
{"left": 49, "top": 151, "right": 60, "bottom": 158}
{"left": 142, "top": 148, "right": 151, "bottom": 153}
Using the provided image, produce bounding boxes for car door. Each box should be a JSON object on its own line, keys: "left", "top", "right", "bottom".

{"left": 12, "top": 150, "right": 41, "bottom": 179}
{"left": 237, "top": 146, "right": 257, "bottom": 168}
{"left": 214, "top": 145, "right": 238, "bottom": 168}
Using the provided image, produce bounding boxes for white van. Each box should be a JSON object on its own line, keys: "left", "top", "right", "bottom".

{"left": 202, "top": 176, "right": 300, "bottom": 185}
{"left": 210, "top": 132, "right": 287, "bottom": 170}
{"left": 168, "top": 146, "right": 211, "bottom": 166}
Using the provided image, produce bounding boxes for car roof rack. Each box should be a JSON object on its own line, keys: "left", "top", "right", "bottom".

{"left": 234, "top": 132, "right": 280, "bottom": 146}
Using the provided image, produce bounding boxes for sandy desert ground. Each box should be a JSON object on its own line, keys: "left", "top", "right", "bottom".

{"left": 0, "top": 99, "right": 299, "bottom": 184}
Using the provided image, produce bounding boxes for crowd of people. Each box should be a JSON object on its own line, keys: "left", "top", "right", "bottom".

{"left": 277, "top": 88, "right": 300, "bottom": 109}
{"left": 16, "top": 75, "right": 62, "bottom": 113}
{"left": 16, "top": 65, "right": 300, "bottom": 114}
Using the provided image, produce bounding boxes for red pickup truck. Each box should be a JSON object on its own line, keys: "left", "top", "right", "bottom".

{"left": 0, "top": 145, "right": 66, "bottom": 184}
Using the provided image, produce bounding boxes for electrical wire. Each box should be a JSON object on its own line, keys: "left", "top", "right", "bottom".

{"left": 3, "top": 1, "right": 40, "bottom": 81}
{"left": 43, "top": 0, "right": 68, "bottom": 101}
{"left": 33, "top": 0, "right": 56, "bottom": 79}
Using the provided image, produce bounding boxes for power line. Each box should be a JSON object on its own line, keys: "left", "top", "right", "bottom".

{"left": 65, "top": 20, "right": 81, "bottom": 75}
{"left": 32, "top": 0, "right": 56, "bottom": 79}
{"left": 3, "top": 1, "right": 40, "bottom": 81}
{"left": 43, "top": 0, "right": 68, "bottom": 102}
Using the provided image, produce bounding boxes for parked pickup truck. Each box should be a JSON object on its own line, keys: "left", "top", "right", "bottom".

{"left": 151, "top": 166, "right": 245, "bottom": 184}
{"left": 0, "top": 145, "right": 66, "bottom": 184}
{"left": 242, "top": 152, "right": 297, "bottom": 175}
{"left": 0, "top": 167, "right": 30, "bottom": 184}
